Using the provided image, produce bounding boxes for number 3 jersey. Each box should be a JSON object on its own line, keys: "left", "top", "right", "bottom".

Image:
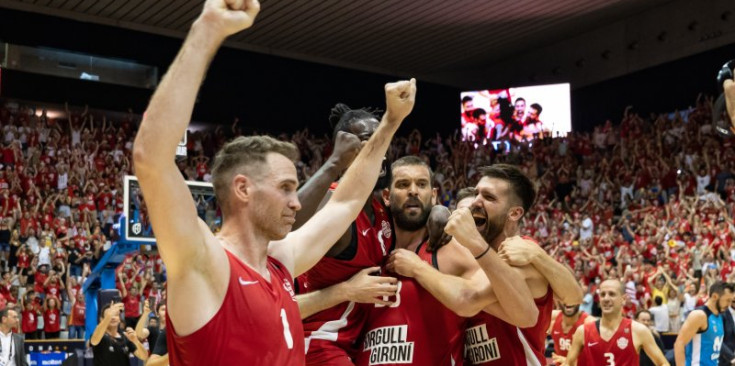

{"left": 355, "top": 241, "right": 466, "bottom": 366}
{"left": 166, "top": 249, "right": 304, "bottom": 366}
{"left": 579, "top": 318, "right": 638, "bottom": 366}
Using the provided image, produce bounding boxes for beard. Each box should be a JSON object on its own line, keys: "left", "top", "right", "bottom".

{"left": 562, "top": 305, "right": 580, "bottom": 317}
{"left": 473, "top": 206, "right": 506, "bottom": 245}
{"left": 391, "top": 197, "right": 432, "bottom": 231}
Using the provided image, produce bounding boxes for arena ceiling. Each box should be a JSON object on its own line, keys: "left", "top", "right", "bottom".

{"left": 0, "top": 0, "right": 733, "bottom": 89}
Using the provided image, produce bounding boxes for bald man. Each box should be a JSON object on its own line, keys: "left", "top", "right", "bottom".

{"left": 564, "top": 279, "right": 669, "bottom": 366}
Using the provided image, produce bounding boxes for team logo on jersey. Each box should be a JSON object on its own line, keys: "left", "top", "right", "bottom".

{"left": 617, "top": 337, "right": 629, "bottom": 350}
{"left": 465, "top": 324, "right": 501, "bottom": 363}
{"left": 381, "top": 220, "right": 392, "bottom": 239}
{"left": 283, "top": 280, "right": 295, "bottom": 300}
{"left": 363, "top": 325, "right": 414, "bottom": 365}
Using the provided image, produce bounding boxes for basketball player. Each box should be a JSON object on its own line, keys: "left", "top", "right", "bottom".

{"left": 548, "top": 303, "right": 596, "bottom": 365}
{"left": 563, "top": 279, "right": 669, "bottom": 366}
{"left": 352, "top": 156, "right": 538, "bottom": 366}
{"left": 392, "top": 164, "right": 583, "bottom": 365}
{"left": 674, "top": 281, "right": 734, "bottom": 366}
{"left": 295, "top": 105, "right": 400, "bottom": 366}
{"left": 132, "top": 0, "right": 417, "bottom": 364}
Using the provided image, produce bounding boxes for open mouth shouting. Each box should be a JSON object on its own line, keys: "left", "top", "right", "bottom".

{"left": 471, "top": 207, "right": 488, "bottom": 232}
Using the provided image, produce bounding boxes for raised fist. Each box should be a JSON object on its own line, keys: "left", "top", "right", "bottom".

{"left": 329, "top": 131, "right": 361, "bottom": 172}
{"left": 198, "top": 0, "right": 261, "bottom": 39}
{"left": 445, "top": 207, "right": 483, "bottom": 253}
{"left": 385, "top": 78, "right": 417, "bottom": 123}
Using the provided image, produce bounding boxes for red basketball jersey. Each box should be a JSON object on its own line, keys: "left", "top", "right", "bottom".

{"left": 355, "top": 241, "right": 466, "bottom": 366}
{"left": 301, "top": 197, "right": 394, "bottom": 365}
{"left": 579, "top": 318, "right": 638, "bottom": 366}
{"left": 465, "top": 286, "right": 554, "bottom": 366}
{"left": 166, "top": 250, "right": 304, "bottom": 366}
{"left": 551, "top": 312, "right": 588, "bottom": 359}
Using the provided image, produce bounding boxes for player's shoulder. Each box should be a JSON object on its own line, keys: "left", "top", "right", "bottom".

{"left": 583, "top": 314, "right": 597, "bottom": 323}
{"left": 630, "top": 319, "right": 649, "bottom": 334}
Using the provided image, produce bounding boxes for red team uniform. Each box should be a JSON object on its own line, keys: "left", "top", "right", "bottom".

{"left": 300, "top": 197, "right": 393, "bottom": 365}
{"left": 578, "top": 318, "right": 638, "bottom": 366}
{"left": 355, "top": 241, "right": 466, "bottom": 366}
{"left": 464, "top": 286, "right": 554, "bottom": 366}
{"left": 166, "top": 250, "right": 304, "bottom": 366}
{"left": 551, "top": 312, "right": 589, "bottom": 361}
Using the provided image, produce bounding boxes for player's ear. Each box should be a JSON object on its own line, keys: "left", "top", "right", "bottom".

{"left": 382, "top": 188, "right": 390, "bottom": 206}
{"left": 232, "top": 174, "right": 253, "bottom": 203}
{"left": 508, "top": 206, "right": 524, "bottom": 222}
{"left": 431, "top": 187, "right": 438, "bottom": 205}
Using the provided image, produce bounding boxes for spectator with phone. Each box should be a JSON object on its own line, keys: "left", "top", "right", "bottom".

{"left": 91, "top": 302, "right": 147, "bottom": 366}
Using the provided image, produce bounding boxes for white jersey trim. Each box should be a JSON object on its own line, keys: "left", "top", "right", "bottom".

{"left": 516, "top": 327, "right": 543, "bottom": 366}
{"left": 304, "top": 301, "right": 355, "bottom": 354}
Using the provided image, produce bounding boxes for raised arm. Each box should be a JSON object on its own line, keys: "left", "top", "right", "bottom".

{"left": 292, "top": 131, "right": 360, "bottom": 230}
{"left": 271, "top": 79, "right": 416, "bottom": 276}
{"left": 132, "top": 0, "right": 261, "bottom": 278}
{"left": 90, "top": 303, "right": 124, "bottom": 346}
{"left": 135, "top": 300, "right": 153, "bottom": 340}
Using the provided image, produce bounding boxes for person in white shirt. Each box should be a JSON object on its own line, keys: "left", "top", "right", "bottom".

{"left": 649, "top": 296, "right": 670, "bottom": 333}
{"left": 0, "top": 307, "right": 27, "bottom": 366}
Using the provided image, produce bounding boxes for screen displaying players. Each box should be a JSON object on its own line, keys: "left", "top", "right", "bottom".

{"left": 460, "top": 83, "right": 572, "bottom": 144}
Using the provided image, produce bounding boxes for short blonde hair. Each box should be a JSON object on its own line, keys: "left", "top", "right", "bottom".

{"left": 211, "top": 136, "right": 299, "bottom": 208}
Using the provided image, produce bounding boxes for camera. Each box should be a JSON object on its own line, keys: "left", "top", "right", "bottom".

{"left": 714, "top": 59, "right": 735, "bottom": 138}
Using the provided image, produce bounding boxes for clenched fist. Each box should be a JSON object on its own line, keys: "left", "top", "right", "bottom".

{"left": 386, "top": 249, "right": 428, "bottom": 278}
{"left": 445, "top": 208, "right": 485, "bottom": 255}
{"left": 385, "top": 79, "right": 417, "bottom": 123}
{"left": 197, "top": 0, "right": 261, "bottom": 40}
{"left": 498, "top": 236, "right": 542, "bottom": 266}
{"left": 329, "top": 131, "right": 362, "bottom": 172}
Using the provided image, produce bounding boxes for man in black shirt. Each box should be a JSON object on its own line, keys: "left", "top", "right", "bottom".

{"left": 147, "top": 328, "right": 168, "bottom": 366}
{"left": 90, "top": 302, "right": 147, "bottom": 366}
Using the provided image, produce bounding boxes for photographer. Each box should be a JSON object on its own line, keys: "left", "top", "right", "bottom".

{"left": 90, "top": 302, "right": 147, "bottom": 366}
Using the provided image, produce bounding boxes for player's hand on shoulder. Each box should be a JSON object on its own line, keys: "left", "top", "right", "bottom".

{"left": 197, "top": 0, "right": 261, "bottom": 39}
{"left": 341, "top": 266, "right": 397, "bottom": 306}
{"left": 498, "top": 235, "right": 542, "bottom": 266}
{"left": 384, "top": 79, "right": 417, "bottom": 123}
{"left": 427, "top": 205, "right": 452, "bottom": 252}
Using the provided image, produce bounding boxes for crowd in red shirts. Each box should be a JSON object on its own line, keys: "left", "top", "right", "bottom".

{"left": 0, "top": 92, "right": 730, "bottom": 341}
